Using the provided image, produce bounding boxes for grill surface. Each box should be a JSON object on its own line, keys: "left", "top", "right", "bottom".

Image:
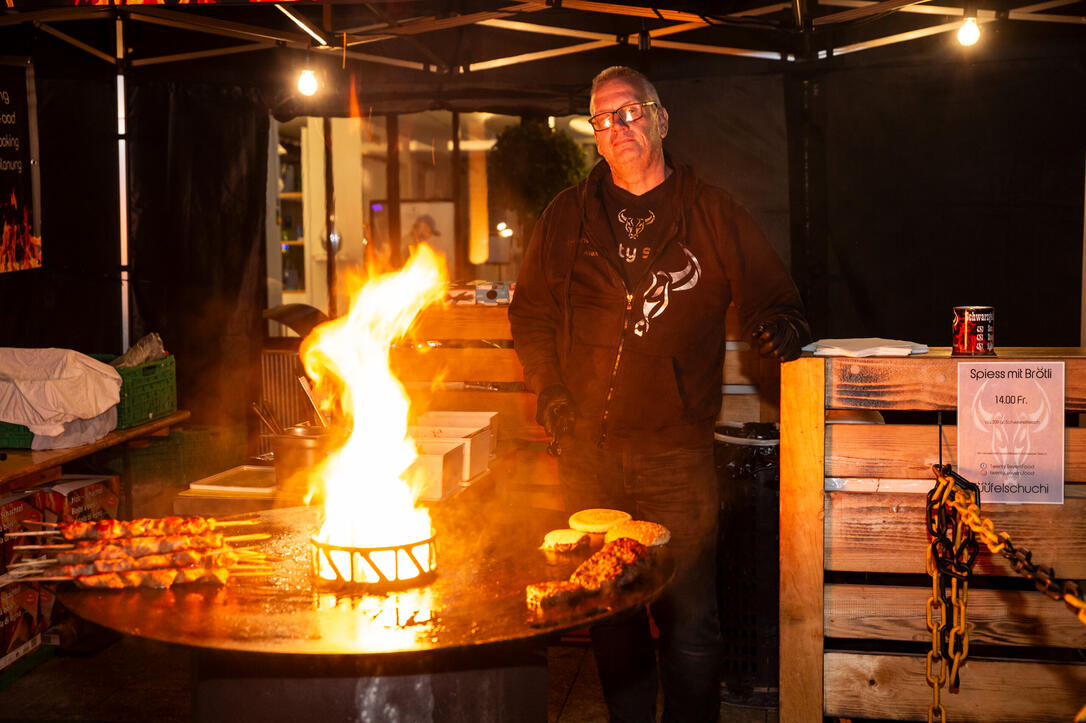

{"left": 59, "top": 497, "right": 674, "bottom": 657}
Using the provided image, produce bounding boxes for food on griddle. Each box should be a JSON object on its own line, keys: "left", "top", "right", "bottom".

{"left": 539, "top": 529, "right": 590, "bottom": 553}
{"left": 73, "top": 567, "right": 231, "bottom": 590}
{"left": 568, "top": 508, "right": 632, "bottom": 534}
{"left": 56, "top": 547, "right": 240, "bottom": 578}
{"left": 603, "top": 520, "right": 671, "bottom": 547}
{"left": 55, "top": 516, "right": 246, "bottom": 541}
{"left": 55, "top": 533, "right": 226, "bottom": 565}
{"left": 570, "top": 537, "right": 652, "bottom": 593}
{"left": 526, "top": 580, "right": 589, "bottom": 614}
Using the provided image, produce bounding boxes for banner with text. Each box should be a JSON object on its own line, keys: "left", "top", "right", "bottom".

{"left": 957, "top": 361, "right": 1065, "bottom": 504}
{"left": 0, "top": 60, "right": 41, "bottom": 273}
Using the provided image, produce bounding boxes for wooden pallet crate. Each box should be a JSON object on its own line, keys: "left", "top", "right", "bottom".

{"left": 780, "top": 350, "right": 1086, "bottom": 723}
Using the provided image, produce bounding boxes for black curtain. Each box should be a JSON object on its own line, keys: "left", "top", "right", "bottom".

{"left": 0, "top": 65, "right": 120, "bottom": 352}
{"left": 815, "top": 33, "right": 1086, "bottom": 346}
{"left": 127, "top": 81, "right": 268, "bottom": 428}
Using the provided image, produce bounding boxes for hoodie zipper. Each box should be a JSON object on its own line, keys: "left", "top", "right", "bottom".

{"left": 598, "top": 290, "right": 634, "bottom": 445}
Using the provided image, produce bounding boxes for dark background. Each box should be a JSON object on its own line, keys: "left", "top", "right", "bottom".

{"left": 0, "top": 14, "right": 1083, "bottom": 431}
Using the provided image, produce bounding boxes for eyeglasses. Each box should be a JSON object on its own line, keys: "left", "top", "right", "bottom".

{"left": 588, "top": 101, "right": 657, "bottom": 132}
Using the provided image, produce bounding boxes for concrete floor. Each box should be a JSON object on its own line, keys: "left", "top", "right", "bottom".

{"left": 0, "top": 631, "right": 779, "bottom": 723}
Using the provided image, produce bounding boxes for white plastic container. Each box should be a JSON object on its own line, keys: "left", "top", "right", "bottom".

{"left": 416, "top": 411, "right": 498, "bottom": 449}
{"left": 407, "top": 439, "right": 464, "bottom": 501}
{"left": 408, "top": 425, "right": 490, "bottom": 481}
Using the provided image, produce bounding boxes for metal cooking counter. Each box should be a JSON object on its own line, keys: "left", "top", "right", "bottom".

{"left": 58, "top": 496, "right": 673, "bottom": 722}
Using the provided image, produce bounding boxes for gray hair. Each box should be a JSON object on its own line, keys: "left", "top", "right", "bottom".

{"left": 589, "top": 66, "right": 662, "bottom": 114}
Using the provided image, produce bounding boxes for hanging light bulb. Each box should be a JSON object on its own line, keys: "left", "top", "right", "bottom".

{"left": 298, "top": 68, "right": 318, "bottom": 96}
{"left": 957, "top": 1, "right": 981, "bottom": 48}
{"left": 957, "top": 17, "right": 980, "bottom": 45}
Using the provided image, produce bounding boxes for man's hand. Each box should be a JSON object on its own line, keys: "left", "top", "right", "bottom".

{"left": 536, "top": 384, "right": 576, "bottom": 455}
{"left": 753, "top": 318, "right": 806, "bottom": 362}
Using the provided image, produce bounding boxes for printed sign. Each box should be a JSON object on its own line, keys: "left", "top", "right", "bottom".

{"left": 0, "top": 60, "right": 41, "bottom": 273}
{"left": 957, "top": 361, "right": 1064, "bottom": 504}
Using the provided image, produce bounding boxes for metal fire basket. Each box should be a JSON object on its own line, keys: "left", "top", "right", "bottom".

{"left": 310, "top": 533, "right": 437, "bottom": 592}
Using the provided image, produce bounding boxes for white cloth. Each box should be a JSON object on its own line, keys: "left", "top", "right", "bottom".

{"left": 0, "top": 348, "right": 122, "bottom": 437}
{"left": 802, "top": 338, "right": 929, "bottom": 357}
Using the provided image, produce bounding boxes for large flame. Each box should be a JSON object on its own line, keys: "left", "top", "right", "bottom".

{"left": 301, "top": 244, "right": 447, "bottom": 583}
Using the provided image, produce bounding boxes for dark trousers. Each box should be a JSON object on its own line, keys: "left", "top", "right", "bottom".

{"left": 558, "top": 439, "right": 722, "bottom": 723}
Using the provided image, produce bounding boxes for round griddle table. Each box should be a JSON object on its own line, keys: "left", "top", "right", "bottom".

{"left": 60, "top": 494, "right": 674, "bottom": 722}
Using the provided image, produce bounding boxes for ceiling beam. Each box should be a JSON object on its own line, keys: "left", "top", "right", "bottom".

{"left": 831, "top": 16, "right": 995, "bottom": 54}
{"left": 467, "top": 38, "right": 615, "bottom": 72}
{"left": 819, "top": 0, "right": 1083, "bottom": 23}
{"left": 814, "top": 0, "right": 932, "bottom": 26}
{"left": 344, "top": 2, "right": 547, "bottom": 36}
{"left": 650, "top": 39, "right": 787, "bottom": 60}
{"left": 0, "top": 8, "right": 109, "bottom": 27}
{"left": 129, "top": 43, "right": 270, "bottom": 68}
{"left": 477, "top": 17, "right": 612, "bottom": 40}
{"left": 126, "top": 7, "right": 312, "bottom": 48}
{"left": 35, "top": 21, "right": 114, "bottom": 65}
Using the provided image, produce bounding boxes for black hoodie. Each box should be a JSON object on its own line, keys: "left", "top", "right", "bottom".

{"left": 509, "top": 160, "right": 808, "bottom": 451}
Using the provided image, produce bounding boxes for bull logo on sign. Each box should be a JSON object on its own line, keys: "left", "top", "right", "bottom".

{"left": 972, "top": 380, "right": 1052, "bottom": 471}
{"left": 618, "top": 209, "right": 655, "bottom": 240}
{"left": 633, "top": 247, "right": 701, "bottom": 337}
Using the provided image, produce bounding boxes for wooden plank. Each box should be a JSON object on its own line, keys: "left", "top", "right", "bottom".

{"left": 827, "top": 425, "right": 1086, "bottom": 480}
{"left": 408, "top": 389, "right": 543, "bottom": 442}
{"left": 392, "top": 347, "right": 525, "bottom": 383}
{"left": 0, "top": 411, "right": 192, "bottom": 490}
{"left": 824, "top": 492, "right": 1086, "bottom": 578}
{"left": 824, "top": 350, "right": 1086, "bottom": 411}
{"left": 717, "top": 393, "right": 764, "bottom": 424}
{"left": 824, "top": 651, "right": 1086, "bottom": 722}
{"left": 825, "top": 584, "right": 1086, "bottom": 648}
{"left": 723, "top": 347, "right": 757, "bottom": 386}
{"left": 827, "top": 477, "right": 1086, "bottom": 496}
{"left": 779, "top": 357, "right": 826, "bottom": 723}
{"left": 412, "top": 305, "right": 513, "bottom": 340}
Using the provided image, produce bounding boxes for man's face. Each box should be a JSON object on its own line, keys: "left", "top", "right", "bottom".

{"left": 590, "top": 78, "right": 668, "bottom": 174}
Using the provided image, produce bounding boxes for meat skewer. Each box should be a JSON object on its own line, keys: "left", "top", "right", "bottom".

{"left": 55, "top": 533, "right": 226, "bottom": 563}
{"left": 19, "top": 567, "right": 271, "bottom": 589}
{"left": 53, "top": 547, "right": 246, "bottom": 578}
{"left": 53, "top": 516, "right": 259, "bottom": 541}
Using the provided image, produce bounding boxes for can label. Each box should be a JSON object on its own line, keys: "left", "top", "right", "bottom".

{"left": 952, "top": 306, "right": 995, "bottom": 355}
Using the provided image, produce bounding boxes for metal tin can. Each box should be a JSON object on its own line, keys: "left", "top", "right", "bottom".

{"left": 952, "top": 306, "right": 995, "bottom": 355}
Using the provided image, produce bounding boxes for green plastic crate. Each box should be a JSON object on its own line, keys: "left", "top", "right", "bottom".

{"left": 111, "top": 354, "right": 178, "bottom": 429}
{"left": 0, "top": 420, "right": 34, "bottom": 449}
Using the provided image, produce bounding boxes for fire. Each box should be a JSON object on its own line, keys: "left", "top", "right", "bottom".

{"left": 301, "top": 244, "right": 447, "bottom": 584}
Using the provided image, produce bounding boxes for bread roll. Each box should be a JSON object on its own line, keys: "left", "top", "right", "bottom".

{"left": 603, "top": 520, "right": 671, "bottom": 547}
{"left": 540, "top": 528, "right": 590, "bottom": 553}
{"left": 568, "top": 508, "right": 632, "bottom": 534}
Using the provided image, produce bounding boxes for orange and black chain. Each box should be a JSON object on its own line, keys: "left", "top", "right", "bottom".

{"left": 930, "top": 463, "right": 1086, "bottom": 723}
{"left": 925, "top": 466, "right": 980, "bottom": 723}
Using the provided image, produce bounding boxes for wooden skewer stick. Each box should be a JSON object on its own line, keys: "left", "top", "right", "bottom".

{"left": 224, "top": 533, "right": 271, "bottom": 543}
{"left": 21, "top": 520, "right": 58, "bottom": 527}
{"left": 11, "top": 543, "right": 74, "bottom": 551}
{"left": 2, "top": 530, "right": 60, "bottom": 538}
{"left": 214, "top": 520, "right": 261, "bottom": 528}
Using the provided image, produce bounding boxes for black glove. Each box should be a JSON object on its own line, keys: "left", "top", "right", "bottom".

{"left": 536, "top": 384, "right": 576, "bottom": 453}
{"left": 753, "top": 317, "right": 807, "bottom": 362}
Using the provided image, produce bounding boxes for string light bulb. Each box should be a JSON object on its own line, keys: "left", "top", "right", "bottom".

{"left": 957, "top": 3, "right": 980, "bottom": 47}
{"left": 298, "top": 68, "right": 318, "bottom": 96}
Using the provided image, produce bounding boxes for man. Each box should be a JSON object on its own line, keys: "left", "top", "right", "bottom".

{"left": 509, "top": 65, "right": 808, "bottom": 722}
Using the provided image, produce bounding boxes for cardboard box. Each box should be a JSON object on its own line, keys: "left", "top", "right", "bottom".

{"left": 408, "top": 425, "right": 490, "bottom": 481}
{"left": 33, "top": 474, "right": 120, "bottom": 524}
{"left": 0, "top": 492, "right": 43, "bottom": 568}
{"left": 0, "top": 581, "right": 39, "bottom": 667}
{"left": 406, "top": 440, "right": 464, "bottom": 502}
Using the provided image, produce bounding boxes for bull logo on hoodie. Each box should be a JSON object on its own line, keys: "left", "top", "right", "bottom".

{"left": 634, "top": 246, "right": 701, "bottom": 337}
{"left": 618, "top": 209, "right": 655, "bottom": 240}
